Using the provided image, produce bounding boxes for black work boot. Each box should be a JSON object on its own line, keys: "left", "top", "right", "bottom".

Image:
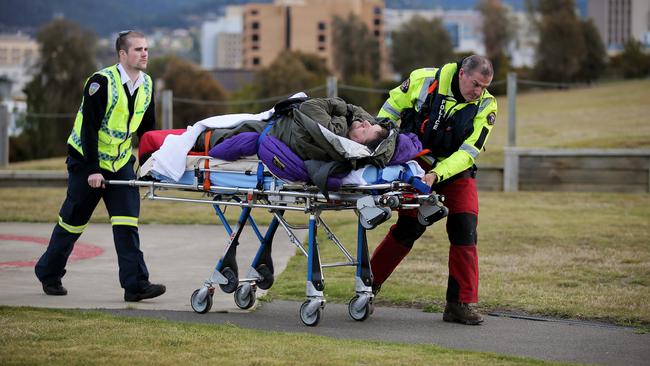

{"left": 42, "top": 282, "right": 68, "bottom": 296}
{"left": 124, "top": 283, "right": 166, "bottom": 302}
{"left": 443, "top": 302, "right": 484, "bottom": 325}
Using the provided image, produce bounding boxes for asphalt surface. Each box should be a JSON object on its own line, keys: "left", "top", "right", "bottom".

{"left": 1, "top": 222, "right": 648, "bottom": 365}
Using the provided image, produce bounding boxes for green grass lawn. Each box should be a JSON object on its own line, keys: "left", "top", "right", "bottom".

{"left": 269, "top": 191, "right": 650, "bottom": 327}
{"left": 0, "top": 307, "right": 566, "bottom": 366}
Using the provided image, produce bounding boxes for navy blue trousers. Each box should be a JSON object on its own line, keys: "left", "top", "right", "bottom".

{"left": 35, "top": 155, "right": 149, "bottom": 292}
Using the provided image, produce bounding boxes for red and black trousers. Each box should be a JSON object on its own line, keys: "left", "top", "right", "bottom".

{"left": 370, "top": 173, "right": 479, "bottom": 303}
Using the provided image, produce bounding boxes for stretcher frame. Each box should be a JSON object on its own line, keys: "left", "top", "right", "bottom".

{"left": 107, "top": 159, "right": 447, "bottom": 326}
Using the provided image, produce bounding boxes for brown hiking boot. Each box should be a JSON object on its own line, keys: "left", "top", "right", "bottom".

{"left": 443, "top": 302, "right": 484, "bottom": 325}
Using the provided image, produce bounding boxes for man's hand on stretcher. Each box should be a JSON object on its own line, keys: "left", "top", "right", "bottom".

{"left": 88, "top": 173, "right": 105, "bottom": 189}
{"left": 423, "top": 172, "right": 438, "bottom": 187}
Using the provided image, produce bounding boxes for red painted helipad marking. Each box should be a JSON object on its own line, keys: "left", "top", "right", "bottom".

{"left": 0, "top": 234, "right": 104, "bottom": 268}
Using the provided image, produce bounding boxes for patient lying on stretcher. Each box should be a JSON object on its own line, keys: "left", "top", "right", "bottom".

{"left": 140, "top": 96, "right": 424, "bottom": 192}
{"left": 193, "top": 97, "right": 393, "bottom": 163}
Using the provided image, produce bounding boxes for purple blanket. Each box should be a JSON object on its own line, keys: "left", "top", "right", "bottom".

{"left": 208, "top": 131, "right": 422, "bottom": 189}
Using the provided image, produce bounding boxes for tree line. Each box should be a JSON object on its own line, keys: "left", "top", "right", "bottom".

{"left": 10, "top": 0, "right": 650, "bottom": 162}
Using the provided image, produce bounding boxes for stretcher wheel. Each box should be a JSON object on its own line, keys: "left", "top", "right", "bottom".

{"left": 234, "top": 284, "right": 256, "bottom": 310}
{"left": 255, "top": 264, "right": 274, "bottom": 290}
{"left": 348, "top": 294, "right": 373, "bottom": 321}
{"left": 299, "top": 300, "right": 322, "bottom": 326}
{"left": 219, "top": 267, "right": 238, "bottom": 294}
{"left": 190, "top": 289, "right": 213, "bottom": 314}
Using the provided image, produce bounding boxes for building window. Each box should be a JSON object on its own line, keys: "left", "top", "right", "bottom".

{"left": 374, "top": 18, "right": 381, "bottom": 26}
{"left": 444, "top": 23, "right": 460, "bottom": 48}
{"left": 318, "top": 46, "right": 326, "bottom": 51}
{"left": 252, "top": 34, "right": 259, "bottom": 42}
{"left": 374, "top": 30, "right": 380, "bottom": 37}
{"left": 252, "top": 57, "right": 260, "bottom": 65}
{"left": 252, "top": 45, "right": 259, "bottom": 51}
{"left": 250, "top": 9, "right": 258, "bottom": 15}
{"left": 318, "top": 22, "right": 326, "bottom": 30}
{"left": 373, "top": 6, "right": 382, "bottom": 15}
{"left": 252, "top": 21, "right": 259, "bottom": 30}
{"left": 318, "top": 35, "right": 326, "bottom": 43}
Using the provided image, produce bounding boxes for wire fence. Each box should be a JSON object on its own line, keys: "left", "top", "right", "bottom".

{"left": 18, "top": 76, "right": 575, "bottom": 120}
{"left": 172, "top": 85, "right": 327, "bottom": 106}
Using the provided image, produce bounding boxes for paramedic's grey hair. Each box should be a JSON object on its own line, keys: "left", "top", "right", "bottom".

{"left": 115, "top": 30, "right": 146, "bottom": 57}
{"left": 461, "top": 55, "right": 494, "bottom": 78}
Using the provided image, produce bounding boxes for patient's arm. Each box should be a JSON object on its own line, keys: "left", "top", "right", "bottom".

{"left": 299, "top": 98, "right": 349, "bottom": 136}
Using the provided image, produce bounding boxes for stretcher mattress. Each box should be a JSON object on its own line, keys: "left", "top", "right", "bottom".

{"left": 141, "top": 154, "right": 425, "bottom": 193}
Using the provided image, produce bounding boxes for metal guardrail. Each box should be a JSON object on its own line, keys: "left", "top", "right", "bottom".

{"left": 0, "top": 170, "right": 68, "bottom": 187}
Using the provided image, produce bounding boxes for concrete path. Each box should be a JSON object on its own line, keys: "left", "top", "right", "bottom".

{"left": 0, "top": 222, "right": 297, "bottom": 312}
{"left": 1, "top": 222, "right": 648, "bottom": 365}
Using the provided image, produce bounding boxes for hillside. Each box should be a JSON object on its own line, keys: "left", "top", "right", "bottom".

{"left": 481, "top": 78, "right": 650, "bottom": 165}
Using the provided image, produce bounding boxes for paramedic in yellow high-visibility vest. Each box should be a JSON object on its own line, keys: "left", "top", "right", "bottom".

{"left": 371, "top": 55, "right": 497, "bottom": 325}
{"left": 35, "top": 30, "right": 165, "bottom": 302}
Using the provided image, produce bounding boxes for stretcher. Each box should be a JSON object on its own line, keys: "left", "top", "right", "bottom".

{"left": 111, "top": 153, "right": 448, "bottom": 326}
{"left": 108, "top": 152, "right": 447, "bottom": 327}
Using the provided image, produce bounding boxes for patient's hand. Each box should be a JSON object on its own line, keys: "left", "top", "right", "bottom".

{"left": 88, "top": 173, "right": 105, "bottom": 188}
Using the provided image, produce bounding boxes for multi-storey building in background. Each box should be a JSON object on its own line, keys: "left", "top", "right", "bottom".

{"left": 201, "top": 6, "right": 244, "bottom": 69}
{"left": 0, "top": 32, "right": 39, "bottom": 99}
{"left": 588, "top": 0, "right": 650, "bottom": 53}
{"left": 383, "top": 6, "right": 537, "bottom": 69}
{"left": 383, "top": 8, "right": 485, "bottom": 56}
{"left": 241, "top": 0, "right": 385, "bottom": 77}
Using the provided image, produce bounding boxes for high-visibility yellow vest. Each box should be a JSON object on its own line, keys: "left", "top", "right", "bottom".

{"left": 68, "top": 65, "right": 152, "bottom": 172}
{"left": 378, "top": 63, "right": 497, "bottom": 182}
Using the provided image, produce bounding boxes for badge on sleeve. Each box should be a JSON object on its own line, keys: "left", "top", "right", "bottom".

{"left": 487, "top": 112, "right": 496, "bottom": 125}
{"left": 88, "top": 82, "right": 101, "bottom": 96}
{"left": 399, "top": 78, "right": 410, "bottom": 93}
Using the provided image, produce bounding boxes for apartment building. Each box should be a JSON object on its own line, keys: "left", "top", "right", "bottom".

{"left": 201, "top": 6, "right": 244, "bottom": 69}
{"left": 383, "top": 8, "right": 485, "bottom": 56}
{"left": 588, "top": 0, "right": 650, "bottom": 53}
{"left": 0, "top": 33, "right": 39, "bottom": 99}
{"left": 241, "top": 0, "right": 385, "bottom": 76}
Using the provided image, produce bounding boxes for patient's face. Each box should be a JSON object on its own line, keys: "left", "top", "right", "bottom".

{"left": 348, "top": 120, "right": 385, "bottom": 145}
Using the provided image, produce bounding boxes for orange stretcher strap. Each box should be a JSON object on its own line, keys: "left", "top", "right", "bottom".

{"left": 203, "top": 130, "right": 212, "bottom": 191}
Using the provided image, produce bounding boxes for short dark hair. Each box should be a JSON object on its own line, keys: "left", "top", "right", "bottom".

{"left": 115, "top": 30, "right": 146, "bottom": 57}
{"left": 367, "top": 125, "right": 389, "bottom": 150}
{"left": 461, "top": 55, "right": 494, "bottom": 78}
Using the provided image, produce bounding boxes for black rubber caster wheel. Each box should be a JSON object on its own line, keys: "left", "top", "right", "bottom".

{"left": 256, "top": 264, "right": 274, "bottom": 290}
{"left": 219, "top": 267, "right": 238, "bottom": 293}
{"left": 348, "top": 294, "right": 372, "bottom": 321}
{"left": 234, "top": 284, "right": 256, "bottom": 310}
{"left": 299, "top": 300, "right": 322, "bottom": 326}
